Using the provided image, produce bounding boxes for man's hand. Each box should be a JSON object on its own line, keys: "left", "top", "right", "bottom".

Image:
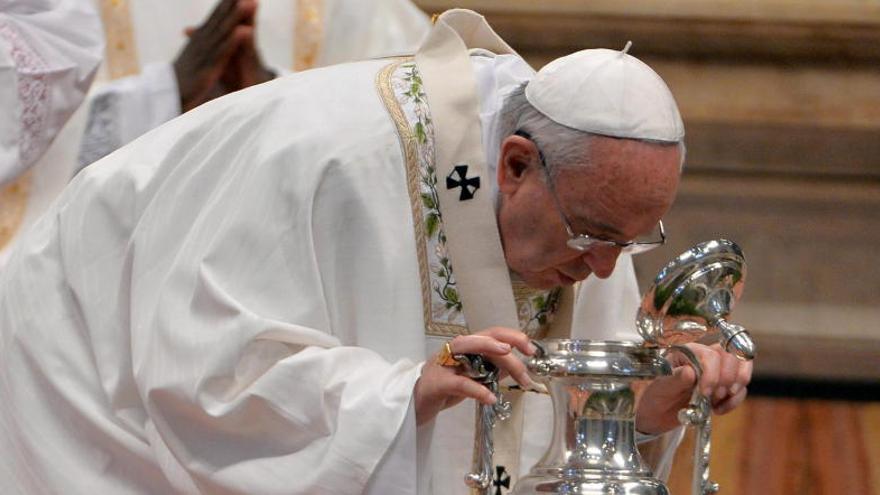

{"left": 173, "top": 0, "right": 259, "bottom": 112}
{"left": 636, "top": 343, "right": 753, "bottom": 434}
{"left": 217, "top": 12, "right": 275, "bottom": 93}
{"left": 414, "top": 328, "right": 536, "bottom": 426}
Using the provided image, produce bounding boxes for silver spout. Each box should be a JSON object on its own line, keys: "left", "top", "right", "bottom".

{"left": 714, "top": 319, "right": 756, "bottom": 361}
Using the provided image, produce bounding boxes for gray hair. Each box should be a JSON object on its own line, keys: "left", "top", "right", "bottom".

{"left": 496, "top": 83, "right": 686, "bottom": 178}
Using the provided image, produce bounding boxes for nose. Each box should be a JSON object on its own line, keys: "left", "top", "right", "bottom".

{"left": 582, "top": 245, "right": 621, "bottom": 279}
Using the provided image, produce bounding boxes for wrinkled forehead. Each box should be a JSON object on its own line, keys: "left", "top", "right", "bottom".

{"left": 583, "top": 137, "right": 681, "bottom": 192}
{"left": 556, "top": 137, "right": 682, "bottom": 231}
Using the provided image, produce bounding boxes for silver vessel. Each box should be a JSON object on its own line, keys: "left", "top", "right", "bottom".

{"left": 467, "top": 239, "right": 756, "bottom": 495}
{"left": 515, "top": 340, "right": 672, "bottom": 495}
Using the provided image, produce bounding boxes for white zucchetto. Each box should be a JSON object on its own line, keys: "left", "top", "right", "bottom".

{"left": 524, "top": 44, "right": 685, "bottom": 142}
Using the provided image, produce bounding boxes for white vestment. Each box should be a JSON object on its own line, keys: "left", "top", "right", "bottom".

{"left": 0, "top": 0, "right": 103, "bottom": 185}
{"left": 0, "top": 45, "right": 672, "bottom": 493}
{"left": 0, "top": 0, "right": 429, "bottom": 268}
{"left": 77, "top": 0, "right": 432, "bottom": 168}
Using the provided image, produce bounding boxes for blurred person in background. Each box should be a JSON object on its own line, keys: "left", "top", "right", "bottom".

{"left": 77, "top": 0, "right": 431, "bottom": 166}
{"left": 0, "top": 0, "right": 103, "bottom": 262}
{"left": 0, "top": 0, "right": 429, "bottom": 267}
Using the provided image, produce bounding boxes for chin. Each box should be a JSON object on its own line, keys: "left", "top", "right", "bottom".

{"left": 517, "top": 271, "right": 567, "bottom": 290}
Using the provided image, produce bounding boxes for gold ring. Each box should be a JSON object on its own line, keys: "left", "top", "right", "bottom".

{"left": 435, "top": 341, "right": 460, "bottom": 367}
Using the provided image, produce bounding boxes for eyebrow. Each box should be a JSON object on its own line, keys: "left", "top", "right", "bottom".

{"left": 577, "top": 216, "right": 626, "bottom": 239}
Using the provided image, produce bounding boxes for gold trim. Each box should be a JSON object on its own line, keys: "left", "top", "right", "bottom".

{"left": 294, "top": 0, "right": 324, "bottom": 71}
{"left": 98, "top": 0, "right": 140, "bottom": 79}
{"left": 0, "top": 171, "right": 32, "bottom": 252}
{"left": 376, "top": 59, "right": 469, "bottom": 338}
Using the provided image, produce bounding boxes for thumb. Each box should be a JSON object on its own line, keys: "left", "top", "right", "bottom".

{"left": 671, "top": 363, "right": 697, "bottom": 390}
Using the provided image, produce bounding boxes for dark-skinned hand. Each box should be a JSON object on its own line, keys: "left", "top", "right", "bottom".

{"left": 173, "top": 0, "right": 270, "bottom": 112}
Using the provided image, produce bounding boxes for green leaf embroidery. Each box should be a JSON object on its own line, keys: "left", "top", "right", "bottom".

{"left": 414, "top": 121, "right": 427, "bottom": 144}
{"left": 425, "top": 213, "right": 440, "bottom": 238}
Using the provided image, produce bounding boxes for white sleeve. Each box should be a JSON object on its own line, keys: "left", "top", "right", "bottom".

{"left": 77, "top": 62, "right": 180, "bottom": 169}
{"left": 0, "top": 0, "right": 103, "bottom": 185}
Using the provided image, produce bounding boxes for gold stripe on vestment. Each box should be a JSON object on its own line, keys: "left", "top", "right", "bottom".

{"left": 98, "top": 0, "right": 140, "bottom": 79}
{"left": 376, "top": 59, "right": 560, "bottom": 339}
{"left": 294, "top": 0, "right": 324, "bottom": 71}
{"left": 377, "top": 59, "right": 466, "bottom": 337}
{"left": 0, "top": 171, "right": 32, "bottom": 251}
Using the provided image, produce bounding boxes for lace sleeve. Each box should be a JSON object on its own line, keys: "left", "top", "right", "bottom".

{"left": 77, "top": 91, "right": 122, "bottom": 169}
{"left": 0, "top": 20, "right": 50, "bottom": 181}
{"left": 76, "top": 63, "right": 181, "bottom": 172}
{"left": 0, "top": 0, "right": 103, "bottom": 185}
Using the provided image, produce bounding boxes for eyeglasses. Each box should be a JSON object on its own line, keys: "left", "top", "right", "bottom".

{"left": 515, "top": 130, "right": 667, "bottom": 255}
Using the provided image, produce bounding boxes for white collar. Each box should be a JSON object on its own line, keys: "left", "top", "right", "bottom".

{"left": 470, "top": 50, "right": 535, "bottom": 205}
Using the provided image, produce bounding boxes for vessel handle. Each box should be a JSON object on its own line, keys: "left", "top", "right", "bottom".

{"left": 670, "top": 345, "right": 720, "bottom": 495}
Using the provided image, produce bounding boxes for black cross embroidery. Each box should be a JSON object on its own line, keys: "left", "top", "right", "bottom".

{"left": 492, "top": 465, "right": 511, "bottom": 495}
{"left": 446, "top": 164, "right": 480, "bottom": 201}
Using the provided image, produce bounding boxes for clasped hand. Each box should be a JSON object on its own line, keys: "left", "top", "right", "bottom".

{"left": 173, "top": 0, "right": 275, "bottom": 112}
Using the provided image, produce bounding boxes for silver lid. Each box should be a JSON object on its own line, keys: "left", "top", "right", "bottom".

{"left": 636, "top": 239, "right": 755, "bottom": 360}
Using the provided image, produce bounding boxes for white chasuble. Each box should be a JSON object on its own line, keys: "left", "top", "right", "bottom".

{"left": 0, "top": 58, "right": 430, "bottom": 494}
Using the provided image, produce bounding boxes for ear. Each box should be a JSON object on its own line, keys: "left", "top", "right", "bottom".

{"left": 497, "top": 134, "right": 540, "bottom": 194}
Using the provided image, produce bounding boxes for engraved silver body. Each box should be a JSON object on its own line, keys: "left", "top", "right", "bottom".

{"left": 514, "top": 340, "right": 673, "bottom": 495}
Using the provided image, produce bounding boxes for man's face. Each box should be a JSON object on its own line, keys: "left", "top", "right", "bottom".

{"left": 496, "top": 134, "right": 682, "bottom": 290}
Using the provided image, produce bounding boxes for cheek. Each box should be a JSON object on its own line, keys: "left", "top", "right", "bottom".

{"left": 512, "top": 225, "right": 571, "bottom": 271}
{"left": 498, "top": 193, "right": 570, "bottom": 271}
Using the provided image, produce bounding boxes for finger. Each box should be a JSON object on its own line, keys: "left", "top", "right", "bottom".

{"left": 729, "top": 359, "right": 753, "bottom": 397}
{"left": 446, "top": 374, "right": 497, "bottom": 405}
{"left": 449, "top": 335, "right": 514, "bottom": 357}
{"left": 672, "top": 361, "right": 697, "bottom": 389}
{"left": 714, "top": 351, "right": 740, "bottom": 401}
{"left": 238, "top": 0, "right": 258, "bottom": 26}
{"left": 713, "top": 386, "right": 748, "bottom": 415}
{"left": 200, "top": 0, "right": 240, "bottom": 35}
{"left": 218, "top": 25, "right": 253, "bottom": 64}
{"left": 448, "top": 335, "right": 531, "bottom": 387}
{"left": 686, "top": 344, "right": 720, "bottom": 397}
{"left": 485, "top": 352, "right": 531, "bottom": 388}
{"left": 478, "top": 327, "right": 537, "bottom": 356}
{"left": 719, "top": 349, "right": 740, "bottom": 384}
{"left": 203, "top": 0, "right": 254, "bottom": 57}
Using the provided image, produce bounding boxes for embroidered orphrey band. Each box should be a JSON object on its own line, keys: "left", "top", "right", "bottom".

{"left": 294, "top": 0, "right": 324, "bottom": 71}
{"left": 377, "top": 60, "right": 561, "bottom": 338}
{"left": 0, "top": 172, "right": 32, "bottom": 251}
{"left": 98, "top": 0, "right": 140, "bottom": 79}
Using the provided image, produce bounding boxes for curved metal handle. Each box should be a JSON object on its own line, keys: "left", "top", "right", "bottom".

{"left": 464, "top": 380, "right": 511, "bottom": 493}
{"left": 671, "top": 346, "right": 720, "bottom": 495}
{"left": 456, "top": 354, "right": 510, "bottom": 494}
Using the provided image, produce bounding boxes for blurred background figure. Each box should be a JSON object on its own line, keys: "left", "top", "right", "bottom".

{"left": 0, "top": 0, "right": 429, "bottom": 268}
{"left": 77, "top": 0, "right": 431, "bottom": 167}
{"left": 0, "top": 0, "right": 103, "bottom": 260}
